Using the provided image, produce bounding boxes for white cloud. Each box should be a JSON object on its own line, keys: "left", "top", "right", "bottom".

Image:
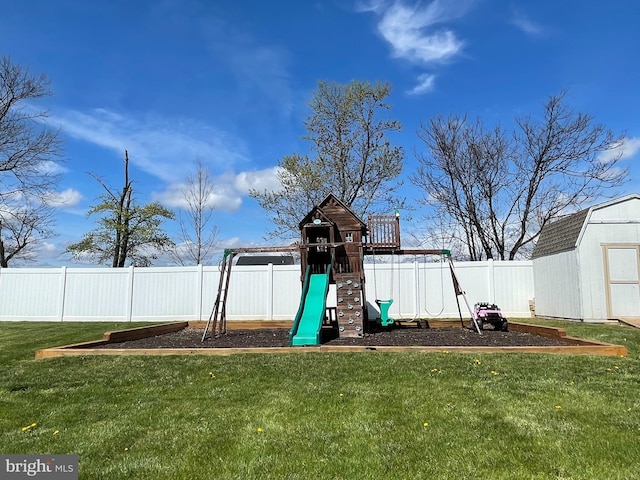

{"left": 46, "top": 188, "right": 83, "bottom": 208}
{"left": 0, "top": 187, "right": 81, "bottom": 210}
{"left": 154, "top": 181, "right": 241, "bottom": 213}
{"left": 354, "top": 0, "right": 387, "bottom": 13}
{"left": 153, "top": 183, "right": 189, "bottom": 209}
{"left": 510, "top": 10, "right": 544, "bottom": 36}
{"left": 34, "top": 241, "right": 59, "bottom": 257}
{"left": 52, "top": 108, "right": 250, "bottom": 182}
{"left": 366, "top": 0, "right": 472, "bottom": 65}
{"left": 206, "top": 184, "right": 243, "bottom": 213}
{"left": 618, "top": 137, "right": 640, "bottom": 159}
{"left": 234, "top": 167, "right": 281, "bottom": 194}
{"left": 153, "top": 167, "right": 280, "bottom": 213}
{"left": 407, "top": 73, "right": 436, "bottom": 95}
{"left": 598, "top": 137, "right": 640, "bottom": 163}
{"left": 36, "top": 160, "right": 67, "bottom": 175}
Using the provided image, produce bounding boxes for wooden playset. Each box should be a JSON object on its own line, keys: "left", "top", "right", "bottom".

{"left": 203, "top": 194, "right": 470, "bottom": 344}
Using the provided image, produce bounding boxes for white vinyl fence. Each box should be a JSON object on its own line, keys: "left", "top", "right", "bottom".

{"left": 0, "top": 260, "right": 534, "bottom": 322}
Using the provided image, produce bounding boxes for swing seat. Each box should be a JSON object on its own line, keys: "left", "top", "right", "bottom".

{"left": 375, "top": 299, "right": 394, "bottom": 327}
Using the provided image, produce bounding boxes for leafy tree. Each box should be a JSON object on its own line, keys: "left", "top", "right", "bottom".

{"left": 412, "top": 92, "right": 627, "bottom": 260}
{"left": 170, "top": 158, "right": 219, "bottom": 265}
{"left": 251, "top": 80, "right": 404, "bottom": 238}
{"left": 0, "top": 56, "right": 62, "bottom": 266}
{"left": 67, "top": 151, "right": 174, "bottom": 267}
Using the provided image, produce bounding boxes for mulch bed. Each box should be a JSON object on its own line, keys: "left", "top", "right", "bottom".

{"left": 99, "top": 325, "right": 571, "bottom": 349}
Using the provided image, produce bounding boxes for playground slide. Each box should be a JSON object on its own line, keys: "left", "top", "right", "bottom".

{"left": 290, "top": 266, "right": 331, "bottom": 346}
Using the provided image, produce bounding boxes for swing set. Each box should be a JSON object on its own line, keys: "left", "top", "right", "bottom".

{"left": 365, "top": 213, "right": 481, "bottom": 333}
{"left": 367, "top": 247, "right": 481, "bottom": 332}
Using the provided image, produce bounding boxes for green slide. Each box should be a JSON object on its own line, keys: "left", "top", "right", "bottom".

{"left": 290, "top": 265, "right": 331, "bottom": 346}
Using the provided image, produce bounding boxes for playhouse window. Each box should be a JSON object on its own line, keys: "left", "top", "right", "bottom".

{"left": 316, "top": 237, "right": 328, "bottom": 252}
{"left": 345, "top": 233, "right": 353, "bottom": 242}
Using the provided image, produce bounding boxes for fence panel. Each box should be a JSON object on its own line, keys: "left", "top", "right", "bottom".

{"left": 131, "top": 266, "right": 200, "bottom": 320}
{"left": 0, "top": 260, "right": 534, "bottom": 322}
{"left": 492, "top": 261, "right": 535, "bottom": 315}
{"left": 225, "top": 265, "right": 270, "bottom": 320}
{"left": 0, "top": 268, "right": 61, "bottom": 320}
{"left": 63, "top": 268, "right": 130, "bottom": 321}
{"left": 272, "top": 265, "right": 303, "bottom": 319}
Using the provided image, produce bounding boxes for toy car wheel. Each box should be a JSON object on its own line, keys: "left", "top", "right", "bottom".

{"left": 475, "top": 319, "right": 484, "bottom": 331}
{"left": 500, "top": 321, "right": 508, "bottom": 332}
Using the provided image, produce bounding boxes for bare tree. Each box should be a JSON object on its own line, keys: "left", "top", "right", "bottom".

{"left": 0, "top": 56, "right": 62, "bottom": 266}
{"left": 251, "top": 80, "right": 404, "bottom": 238}
{"left": 0, "top": 200, "right": 55, "bottom": 267}
{"left": 170, "top": 158, "right": 219, "bottom": 265}
{"left": 67, "top": 151, "right": 174, "bottom": 267}
{"left": 412, "top": 92, "right": 627, "bottom": 260}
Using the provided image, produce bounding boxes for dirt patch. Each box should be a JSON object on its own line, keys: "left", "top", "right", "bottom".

{"left": 98, "top": 324, "right": 571, "bottom": 349}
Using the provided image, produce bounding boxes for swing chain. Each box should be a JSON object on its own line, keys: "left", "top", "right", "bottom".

{"left": 422, "top": 253, "right": 446, "bottom": 317}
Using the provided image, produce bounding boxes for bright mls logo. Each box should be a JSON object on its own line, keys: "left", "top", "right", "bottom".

{"left": 1, "top": 455, "right": 78, "bottom": 479}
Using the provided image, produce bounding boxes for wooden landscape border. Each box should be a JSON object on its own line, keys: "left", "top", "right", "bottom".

{"left": 35, "top": 320, "right": 628, "bottom": 359}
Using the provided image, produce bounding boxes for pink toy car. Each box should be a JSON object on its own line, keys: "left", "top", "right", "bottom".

{"left": 472, "top": 302, "right": 508, "bottom": 331}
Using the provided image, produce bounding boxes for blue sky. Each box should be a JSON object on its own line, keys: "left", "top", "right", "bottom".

{"left": 2, "top": 0, "right": 639, "bottom": 266}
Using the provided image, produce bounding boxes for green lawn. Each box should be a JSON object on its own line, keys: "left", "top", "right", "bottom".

{"left": 1, "top": 320, "right": 639, "bottom": 479}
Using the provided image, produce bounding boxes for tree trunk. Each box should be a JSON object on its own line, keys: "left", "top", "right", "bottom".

{"left": 113, "top": 150, "right": 133, "bottom": 268}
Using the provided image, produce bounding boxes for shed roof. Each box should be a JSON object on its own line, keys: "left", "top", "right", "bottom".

{"left": 532, "top": 194, "right": 640, "bottom": 259}
{"left": 531, "top": 208, "right": 589, "bottom": 259}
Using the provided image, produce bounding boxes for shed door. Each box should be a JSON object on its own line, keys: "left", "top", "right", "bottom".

{"left": 605, "top": 246, "right": 640, "bottom": 319}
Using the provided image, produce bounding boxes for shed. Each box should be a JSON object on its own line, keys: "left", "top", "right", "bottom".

{"left": 532, "top": 194, "right": 640, "bottom": 322}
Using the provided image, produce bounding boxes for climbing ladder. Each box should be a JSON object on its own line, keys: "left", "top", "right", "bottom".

{"left": 201, "top": 249, "right": 234, "bottom": 341}
{"left": 334, "top": 272, "right": 365, "bottom": 337}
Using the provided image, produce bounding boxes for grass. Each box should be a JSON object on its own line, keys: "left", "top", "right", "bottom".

{"left": 1, "top": 320, "right": 639, "bottom": 479}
